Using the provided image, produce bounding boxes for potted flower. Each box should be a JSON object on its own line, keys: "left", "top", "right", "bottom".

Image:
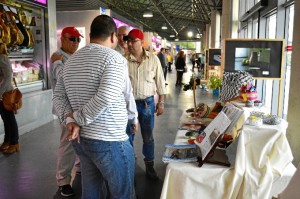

{"left": 208, "top": 75, "right": 222, "bottom": 95}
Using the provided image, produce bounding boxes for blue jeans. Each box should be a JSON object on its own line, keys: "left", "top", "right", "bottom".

{"left": 72, "top": 137, "right": 135, "bottom": 199}
{"left": 135, "top": 96, "right": 155, "bottom": 161}
{"left": 126, "top": 119, "right": 135, "bottom": 147}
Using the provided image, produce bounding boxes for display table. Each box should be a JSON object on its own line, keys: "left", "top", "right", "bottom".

{"left": 161, "top": 116, "right": 295, "bottom": 199}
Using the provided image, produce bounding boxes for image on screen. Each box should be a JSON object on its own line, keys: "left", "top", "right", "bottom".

{"left": 234, "top": 48, "right": 271, "bottom": 77}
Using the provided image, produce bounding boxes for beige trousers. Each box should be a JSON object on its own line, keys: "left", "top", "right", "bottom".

{"left": 56, "top": 125, "right": 80, "bottom": 186}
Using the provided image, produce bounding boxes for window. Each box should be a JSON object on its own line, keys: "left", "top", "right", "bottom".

{"left": 283, "top": 4, "right": 294, "bottom": 119}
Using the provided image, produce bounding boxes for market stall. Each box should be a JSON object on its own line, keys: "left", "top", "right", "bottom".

{"left": 161, "top": 104, "right": 296, "bottom": 199}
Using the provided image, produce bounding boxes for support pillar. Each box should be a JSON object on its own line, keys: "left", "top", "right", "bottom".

{"left": 287, "top": 0, "right": 300, "bottom": 165}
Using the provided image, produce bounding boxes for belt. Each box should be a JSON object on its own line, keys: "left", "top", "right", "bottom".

{"left": 135, "top": 96, "right": 154, "bottom": 103}
{"left": 135, "top": 96, "right": 154, "bottom": 108}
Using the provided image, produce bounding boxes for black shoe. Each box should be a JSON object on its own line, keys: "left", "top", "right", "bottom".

{"left": 59, "top": 184, "right": 75, "bottom": 197}
{"left": 76, "top": 171, "right": 81, "bottom": 176}
{"left": 145, "top": 161, "right": 159, "bottom": 180}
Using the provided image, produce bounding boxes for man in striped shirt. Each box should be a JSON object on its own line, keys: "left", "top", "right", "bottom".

{"left": 53, "top": 15, "right": 136, "bottom": 199}
{"left": 124, "top": 29, "right": 167, "bottom": 180}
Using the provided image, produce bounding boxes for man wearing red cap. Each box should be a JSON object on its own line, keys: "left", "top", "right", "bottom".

{"left": 124, "top": 29, "right": 166, "bottom": 180}
{"left": 50, "top": 26, "right": 83, "bottom": 197}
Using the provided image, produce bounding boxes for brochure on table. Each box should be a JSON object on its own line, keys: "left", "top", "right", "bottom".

{"left": 162, "top": 102, "right": 244, "bottom": 164}
{"left": 194, "top": 111, "right": 231, "bottom": 161}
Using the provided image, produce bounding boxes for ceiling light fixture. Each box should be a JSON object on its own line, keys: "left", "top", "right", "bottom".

{"left": 170, "top": 35, "right": 175, "bottom": 38}
{"left": 175, "top": 38, "right": 179, "bottom": 41}
{"left": 187, "top": 31, "right": 193, "bottom": 37}
{"left": 161, "top": 24, "right": 167, "bottom": 30}
{"left": 143, "top": 10, "right": 153, "bottom": 17}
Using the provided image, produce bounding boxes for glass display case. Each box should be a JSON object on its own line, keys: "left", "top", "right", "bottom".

{"left": 1, "top": 0, "right": 47, "bottom": 88}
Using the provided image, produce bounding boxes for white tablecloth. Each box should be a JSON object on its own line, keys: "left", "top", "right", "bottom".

{"left": 161, "top": 121, "right": 295, "bottom": 199}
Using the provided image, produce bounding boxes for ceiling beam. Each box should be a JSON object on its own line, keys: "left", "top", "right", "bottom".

{"left": 149, "top": 0, "right": 178, "bottom": 35}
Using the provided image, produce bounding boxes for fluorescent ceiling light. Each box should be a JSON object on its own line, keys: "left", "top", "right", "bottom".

{"left": 161, "top": 25, "right": 167, "bottom": 30}
{"left": 170, "top": 35, "right": 175, "bottom": 37}
{"left": 175, "top": 38, "right": 179, "bottom": 41}
{"left": 143, "top": 11, "right": 153, "bottom": 17}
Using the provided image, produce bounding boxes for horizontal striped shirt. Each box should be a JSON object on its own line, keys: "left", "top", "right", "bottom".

{"left": 126, "top": 48, "right": 167, "bottom": 100}
{"left": 53, "top": 43, "right": 129, "bottom": 141}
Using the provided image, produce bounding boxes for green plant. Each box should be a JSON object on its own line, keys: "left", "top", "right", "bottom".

{"left": 208, "top": 75, "right": 222, "bottom": 90}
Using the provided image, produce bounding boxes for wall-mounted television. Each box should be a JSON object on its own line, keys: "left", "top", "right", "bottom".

{"left": 223, "top": 39, "right": 284, "bottom": 79}
{"left": 208, "top": 48, "right": 221, "bottom": 66}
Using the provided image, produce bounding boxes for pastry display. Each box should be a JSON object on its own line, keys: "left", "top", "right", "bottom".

{"left": 263, "top": 115, "right": 281, "bottom": 125}
{"left": 240, "top": 83, "right": 257, "bottom": 102}
{"left": 245, "top": 100, "right": 254, "bottom": 107}
{"left": 254, "top": 100, "right": 263, "bottom": 107}
{"left": 248, "top": 116, "right": 263, "bottom": 126}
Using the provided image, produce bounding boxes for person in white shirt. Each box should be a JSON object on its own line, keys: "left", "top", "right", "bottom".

{"left": 115, "top": 25, "right": 139, "bottom": 146}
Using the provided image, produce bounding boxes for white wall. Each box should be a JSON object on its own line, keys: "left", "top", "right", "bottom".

{"left": 56, "top": 10, "right": 101, "bottom": 46}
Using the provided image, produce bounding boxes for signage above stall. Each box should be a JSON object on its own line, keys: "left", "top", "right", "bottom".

{"left": 112, "top": 18, "right": 136, "bottom": 30}
{"left": 23, "top": 0, "right": 47, "bottom": 8}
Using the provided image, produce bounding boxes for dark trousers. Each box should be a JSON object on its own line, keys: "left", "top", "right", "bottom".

{"left": 163, "top": 67, "right": 167, "bottom": 81}
{"left": 168, "top": 62, "right": 172, "bottom": 71}
{"left": 0, "top": 101, "right": 19, "bottom": 144}
{"left": 176, "top": 71, "right": 184, "bottom": 84}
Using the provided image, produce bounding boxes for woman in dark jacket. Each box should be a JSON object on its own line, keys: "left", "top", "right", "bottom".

{"left": 175, "top": 51, "right": 186, "bottom": 86}
{"left": 0, "top": 40, "right": 20, "bottom": 154}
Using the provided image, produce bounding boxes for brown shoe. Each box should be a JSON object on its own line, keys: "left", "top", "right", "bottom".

{"left": 3, "top": 144, "right": 20, "bottom": 154}
{"left": 0, "top": 142, "right": 10, "bottom": 151}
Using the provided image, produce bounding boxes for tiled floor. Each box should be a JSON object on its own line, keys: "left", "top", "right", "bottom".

{"left": 0, "top": 63, "right": 218, "bottom": 199}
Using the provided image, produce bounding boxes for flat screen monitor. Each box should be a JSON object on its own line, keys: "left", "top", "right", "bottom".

{"left": 208, "top": 48, "right": 221, "bottom": 66}
{"left": 223, "top": 39, "right": 284, "bottom": 79}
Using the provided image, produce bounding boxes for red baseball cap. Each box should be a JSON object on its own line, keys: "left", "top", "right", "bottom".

{"left": 61, "top": 27, "right": 83, "bottom": 38}
{"left": 125, "top": 29, "right": 144, "bottom": 40}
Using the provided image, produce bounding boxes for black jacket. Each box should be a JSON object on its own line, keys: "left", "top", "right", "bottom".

{"left": 175, "top": 57, "right": 185, "bottom": 71}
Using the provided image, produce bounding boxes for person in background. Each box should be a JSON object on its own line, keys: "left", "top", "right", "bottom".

{"left": 164, "top": 49, "right": 169, "bottom": 81}
{"left": 124, "top": 29, "right": 167, "bottom": 180}
{"left": 191, "top": 53, "right": 196, "bottom": 71}
{"left": 53, "top": 15, "right": 136, "bottom": 199}
{"left": 200, "top": 53, "right": 205, "bottom": 71}
{"left": 0, "top": 39, "right": 19, "bottom": 154}
{"left": 157, "top": 47, "right": 168, "bottom": 85}
{"left": 166, "top": 49, "right": 173, "bottom": 72}
{"left": 115, "top": 26, "right": 139, "bottom": 147}
{"left": 115, "top": 25, "right": 130, "bottom": 56}
{"left": 50, "top": 26, "right": 83, "bottom": 197}
{"left": 175, "top": 50, "right": 186, "bottom": 86}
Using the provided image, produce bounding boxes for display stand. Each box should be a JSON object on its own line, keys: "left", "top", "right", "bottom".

{"left": 196, "top": 133, "right": 230, "bottom": 167}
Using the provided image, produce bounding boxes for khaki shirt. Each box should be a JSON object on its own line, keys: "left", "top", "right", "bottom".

{"left": 126, "top": 48, "right": 166, "bottom": 100}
